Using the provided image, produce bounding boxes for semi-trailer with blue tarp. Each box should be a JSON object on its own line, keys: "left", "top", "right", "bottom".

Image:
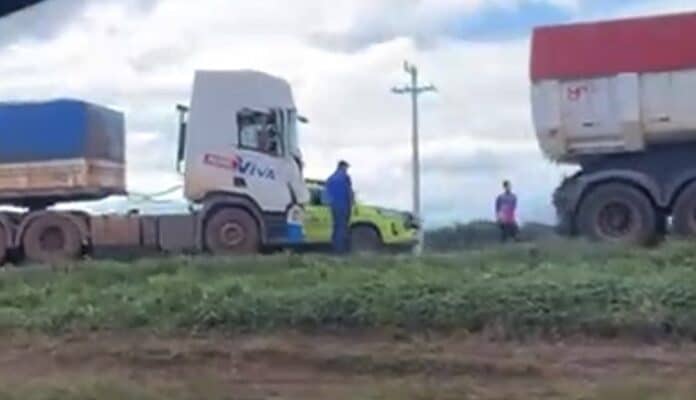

{"left": 0, "top": 99, "right": 126, "bottom": 208}
{"left": 0, "top": 70, "right": 309, "bottom": 265}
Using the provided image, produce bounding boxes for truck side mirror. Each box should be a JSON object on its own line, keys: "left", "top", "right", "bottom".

{"left": 176, "top": 104, "right": 189, "bottom": 173}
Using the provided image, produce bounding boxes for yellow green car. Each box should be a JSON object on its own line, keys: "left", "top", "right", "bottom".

{"left": 303, "top": 179, "right": 419, "bottom": 252}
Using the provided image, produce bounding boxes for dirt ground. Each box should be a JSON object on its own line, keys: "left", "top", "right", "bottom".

{"left": 1, "top": 331, "right": 696, "bottom": 399}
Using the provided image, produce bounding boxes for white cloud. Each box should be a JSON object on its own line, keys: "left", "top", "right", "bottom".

{"left": 0, "top": 0, "right": 690, "bottom": 227}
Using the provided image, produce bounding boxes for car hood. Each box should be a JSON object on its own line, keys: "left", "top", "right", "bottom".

{"left": 367, "top": 205, "right": 417, "bottom": 221}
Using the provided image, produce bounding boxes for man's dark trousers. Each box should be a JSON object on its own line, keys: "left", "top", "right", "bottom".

{"left": 331, "top": 206, "right": 350, "bottom": 254}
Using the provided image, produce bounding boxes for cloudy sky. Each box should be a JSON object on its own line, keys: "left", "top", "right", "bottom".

{"left": 0, "top": 0, "right": 694, "bottom": 226}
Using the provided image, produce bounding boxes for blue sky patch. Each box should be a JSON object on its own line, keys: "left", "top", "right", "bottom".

{"left": 449, "top": 1, "right": 572, "bottom": 41}
{"left": 448, "top": 0, "right": 661, "bottom": 41}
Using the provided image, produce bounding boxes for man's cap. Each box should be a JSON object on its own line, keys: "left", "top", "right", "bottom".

{"left": 338, "top": 160, "right": 350, "bottom": 168}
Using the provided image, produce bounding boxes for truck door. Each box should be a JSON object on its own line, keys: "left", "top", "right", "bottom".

{"left": 235, "top": 109, "right": 290, "bottom": 213}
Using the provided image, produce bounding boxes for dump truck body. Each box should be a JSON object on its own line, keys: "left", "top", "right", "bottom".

{"left": 531, "top": 12, "right": 696, "bottom": 244}
{"left": 532, "top": 12, "right": 696, "bottom": 163}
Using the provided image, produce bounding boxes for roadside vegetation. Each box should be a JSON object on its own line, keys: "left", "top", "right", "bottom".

{"left": 2, "top": 240, "right": 696, "bottom": 399}
{"left": 0, "top": 240, "right": 695, "bottom": 339}
{"left": 425, "top": 220, "right": 557, "bottom": 251}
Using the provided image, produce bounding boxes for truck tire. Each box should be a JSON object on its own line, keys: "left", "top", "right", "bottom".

{"left": 350, "top": 225, "right": 382, "bottom": 253}
{"left": 23, "top": 214, "right": 82, "bottom": 264}
{"left": 204, "top": 208, "right": 259, "bottom": 255}
{"left": 577, "top": 183, "right": 657, "bottom": 246}
{"left": 672, "top": 182, "right": 696, "bottom": 237}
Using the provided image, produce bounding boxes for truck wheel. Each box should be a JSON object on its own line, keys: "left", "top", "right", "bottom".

{"left": 672, "top": 183, "right": 696, "bottom": 237}
{"left": 350, "top": 225, "right": 382, "bottom": 253}
{"left": 205, "top": 208, "right": 259, "bottom": 255}
{"left": 577, "top": 183, "right": 657, "bottom": 246}
{"left": 23, "top": 214, "right": 82, "bottom": 264}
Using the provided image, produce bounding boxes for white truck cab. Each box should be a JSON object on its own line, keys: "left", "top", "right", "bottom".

{"left": 179, "top": 70, "right": 309, "bottom": 253}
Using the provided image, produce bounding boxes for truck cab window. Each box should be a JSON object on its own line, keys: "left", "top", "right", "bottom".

{"left": 237, "top": 109, "right": 283, "bottom": 156}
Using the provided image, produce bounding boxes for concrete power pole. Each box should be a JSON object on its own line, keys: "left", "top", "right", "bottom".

{"left": 392, "top": 61, "right": 436, "bottom": 256}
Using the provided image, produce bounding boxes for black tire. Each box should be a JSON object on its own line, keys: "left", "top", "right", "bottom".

{"left": 673, "top": 182, "right": 696, "bottom": 237}
{"left": 204, "top": 208, "right": 259, "bottom": 255}
{"left": 23, "top": 214, "right": 82, "bottom": 264}
{"left": 577, "top": 183, "right": 658, "bottom": 246}
{"left": 350, "top": 225, "right": 382, "bottom": 253}
{"left": 0, "top": 224, "right": 7, "bottom": 265}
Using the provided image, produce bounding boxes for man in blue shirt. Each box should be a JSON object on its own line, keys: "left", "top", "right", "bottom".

{"left": 325, "top": 160, "right": 353, "bottom": 254}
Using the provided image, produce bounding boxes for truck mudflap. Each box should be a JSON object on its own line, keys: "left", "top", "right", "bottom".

{"left": 554, "top": 209, "right": 574, "bottom": 236}
{"left": 553, "top": 173, "right": 582, "bottom": 236}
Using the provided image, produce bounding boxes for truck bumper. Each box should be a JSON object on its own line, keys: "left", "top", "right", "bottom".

{"left": 262, "top": 205, "right": 305, "bottom": 247}
{"left": 285, "top": 222, "right": 304, "bottom": 244}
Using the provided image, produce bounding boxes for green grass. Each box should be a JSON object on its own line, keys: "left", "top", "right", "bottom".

{"left": 1, "top": 240, "right": 696, "bottom": 337}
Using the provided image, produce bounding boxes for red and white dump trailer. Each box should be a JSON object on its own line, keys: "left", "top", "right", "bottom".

{"left": 531, "top": 12, "right": 696, "bottom": 244}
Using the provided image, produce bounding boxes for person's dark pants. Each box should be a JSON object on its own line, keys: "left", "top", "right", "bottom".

{"left": 499, "top": 222, "right": 518, "bottom": 243}
{"left": 331, "top": 206, "right": 350, "bottom": 254}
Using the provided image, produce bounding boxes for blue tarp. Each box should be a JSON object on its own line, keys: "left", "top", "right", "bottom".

{"left": 0, "top": 99, "right": 125, "bottom": 164}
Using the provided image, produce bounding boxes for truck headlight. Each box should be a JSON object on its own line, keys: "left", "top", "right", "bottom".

{"left": 287, "top": 205, "right": 304, "bottom": 225}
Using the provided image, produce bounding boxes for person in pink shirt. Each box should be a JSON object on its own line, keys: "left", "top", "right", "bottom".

{"left": 495, "top": 180, "right": 518, "bottom": 243}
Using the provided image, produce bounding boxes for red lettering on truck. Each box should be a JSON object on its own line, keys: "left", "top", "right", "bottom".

{"left": 203, "top": 153, "right": 238, "bottom": 170}
{"left": 566, "top": 85, "right": 588, "bottom": 101}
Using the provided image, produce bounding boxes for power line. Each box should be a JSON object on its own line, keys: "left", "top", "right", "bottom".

{"left": 391, "top": 61, "right": 436, "bottom": 256}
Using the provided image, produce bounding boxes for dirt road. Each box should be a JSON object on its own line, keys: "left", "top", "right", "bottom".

{"left": 0, "top": 331, "right": 695, "bottom": 399}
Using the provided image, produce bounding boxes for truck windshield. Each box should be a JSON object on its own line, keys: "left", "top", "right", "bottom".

{"left": 237, "top": 109, "right": 283, "bottom": 156}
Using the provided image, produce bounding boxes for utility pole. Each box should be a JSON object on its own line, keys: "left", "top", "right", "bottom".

{"left": 392, "top": 61, "right": 436, "bottom": 256}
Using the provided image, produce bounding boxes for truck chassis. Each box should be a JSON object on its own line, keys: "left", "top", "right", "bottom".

{"left": 0, "top": 193, "right": 289, "bottom": 265}
{"left": 554, "top": 142, "right": 696, "bottom": 245}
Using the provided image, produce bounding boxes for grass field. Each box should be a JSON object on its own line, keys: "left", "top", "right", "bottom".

{"left": 1, "top": 240, "right": 696, "bottom": 337}
{"left": 2, "top": 240, "right": 696, "bottom": 399}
